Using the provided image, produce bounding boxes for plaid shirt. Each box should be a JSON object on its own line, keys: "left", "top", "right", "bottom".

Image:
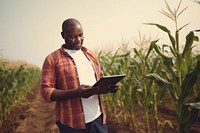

{"left": 40, "top": 45, "right": 106, "bottom": 129}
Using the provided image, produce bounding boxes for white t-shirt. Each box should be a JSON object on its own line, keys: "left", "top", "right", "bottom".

{"left": 64, "top": 48, "right": 101, "bottom": 123}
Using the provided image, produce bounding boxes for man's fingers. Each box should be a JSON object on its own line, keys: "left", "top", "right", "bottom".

{"left": 108, "top": 84, "right": 118, "bottom": 93}
{"left": 108, "top": 84, "right": 118, "bottom": 88}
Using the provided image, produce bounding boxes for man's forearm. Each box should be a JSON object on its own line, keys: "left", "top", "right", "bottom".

{"left": 50, "top": 89, "right": 81, "bottom": 101}
{"left": 50, "top": 85, "right": 102, "bottom": 101}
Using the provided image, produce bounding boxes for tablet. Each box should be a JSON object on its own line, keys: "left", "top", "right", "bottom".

{"left": 93, "top": 74, "right": 126, "bottom": 88}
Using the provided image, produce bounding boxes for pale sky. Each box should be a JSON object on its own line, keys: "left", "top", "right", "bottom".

{"left": 0, "top": 0, "right": 200, "bottom": 68}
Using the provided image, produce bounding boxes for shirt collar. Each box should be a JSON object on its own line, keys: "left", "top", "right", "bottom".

{"left": 60, "top": 44, "right": 88, "bottom": 54}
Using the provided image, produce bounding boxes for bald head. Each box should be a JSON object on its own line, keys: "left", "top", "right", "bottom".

{"left": 62, "top": 18, "right": 82, "bottom": 32}
{"left": 61, "top": 18, "right": 84, "bottom": 50}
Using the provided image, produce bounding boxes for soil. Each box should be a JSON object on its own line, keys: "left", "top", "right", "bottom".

{"left": 0, "top": 84, "right": 59, "bottom": 133}
{"left": 0, "top": 85, "right": 200, "bottom": 133}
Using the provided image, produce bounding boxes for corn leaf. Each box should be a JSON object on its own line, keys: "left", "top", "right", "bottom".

{"left": 169, "top": 46, "right": 176, "bottom": 56}
{"left": 178, "top": 23, "right": 190, "bottom": 31}
{"left": 145, "top": 40, "right": 159, "bottom": 60}
{"left": 145, "top": 73, "right": 178, "bottom": 100}
{"left": 182, "top": 99, "right": 200, "bottom": 129}
{"left": 145, "top": 23, "right": 170, "bottom": 32}
{"left": 146, "top": 23, "right": 176, "bottom": 50}
{"left": 146, "top": 40, "right": 172, "bottom": 61}
{"left": 150, "top": 57, "right": 160, "bottom": 73}
{"left": 145, "top": 41, "right": 179, "bottom": 86}
{"left": 186, "top": 102, "right": 200, "bottom": 109}
{"left": 180, "top": 60, "right": 200, "bottom": 101}
{"left": 182, "top": 31, "right": 195, "bottom": 58}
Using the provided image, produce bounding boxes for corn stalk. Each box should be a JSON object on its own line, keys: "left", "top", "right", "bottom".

{"left": 98, "top": 44, "right": 139, "bottom": 132}
{"left": 145, "top": 1, "right": 200, "bottom": 132}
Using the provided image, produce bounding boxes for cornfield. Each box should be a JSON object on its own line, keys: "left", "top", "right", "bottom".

{"left": 99, "top": 1, "right": 200, "bottom": 133}
{"left": 0, "top": 58, "right": 40, "bottom": 127}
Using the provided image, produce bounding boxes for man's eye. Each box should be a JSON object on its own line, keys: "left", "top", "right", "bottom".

{"left": 79, "top": 34, "right": 83, "bottom": 38}
{"left": 69, "top": 35, "right": 76, "bottom": 38}
{"left": 67, "top": 34, "right": 83, "bottom": 39}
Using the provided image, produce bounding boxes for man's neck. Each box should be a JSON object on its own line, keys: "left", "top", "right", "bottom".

{"left": 63, "top": 44, "right": 82, "bottom": 50}
{"left": 63, "top": 44, "right": 73, "bottom": 50}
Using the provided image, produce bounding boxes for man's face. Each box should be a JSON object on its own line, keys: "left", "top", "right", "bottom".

{"left": 62, "top": 24, "right": 84, "bottom": 50}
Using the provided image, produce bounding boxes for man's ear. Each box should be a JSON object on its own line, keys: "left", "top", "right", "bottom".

{"left": 61, "top": 32, "right": 65, "bottom": 39}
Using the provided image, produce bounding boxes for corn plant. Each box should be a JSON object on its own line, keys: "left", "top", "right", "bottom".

{"left": 99, "top": 40, "right": 171, "bottom": 133}
{"left": 145, "top": 1, "right": 200, "bottom": 132}
{"left": 132, "top": 43, "right": 173, "bottom": 133}
{"left": 98, "top": 44, "right": 139, "bottom": 131}
{"left": 0, "top": 60, "right": 40, "bottom": 127}
{"left": 132, "top": 32, "right": 173, "bottom": 133}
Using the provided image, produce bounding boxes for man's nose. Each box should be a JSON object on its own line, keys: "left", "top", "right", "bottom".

{"left": 75, "top": 36, "right": 82, "bottom": 42}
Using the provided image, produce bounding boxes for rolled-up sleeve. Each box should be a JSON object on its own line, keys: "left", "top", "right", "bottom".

{"left": 40, "top": 55, "right": 56, "bottom": 102}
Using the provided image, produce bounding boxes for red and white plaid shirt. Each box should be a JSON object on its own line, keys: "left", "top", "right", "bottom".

{"left": 40, "top": 44, "right": 106, "bottom": 129}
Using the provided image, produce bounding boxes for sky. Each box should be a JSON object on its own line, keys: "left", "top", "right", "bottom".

{"left": 0, "top": 0, "right": 200, "bottom": 68}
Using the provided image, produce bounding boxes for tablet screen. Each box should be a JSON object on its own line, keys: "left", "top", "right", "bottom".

{"left": 93, "top": 74, "right": 126, "bottom": 88}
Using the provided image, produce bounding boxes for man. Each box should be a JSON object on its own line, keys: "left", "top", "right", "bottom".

{"left": 41, "top": 18, "right": 118, "bottom": 133}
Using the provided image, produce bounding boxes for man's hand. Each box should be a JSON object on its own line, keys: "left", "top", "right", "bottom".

{"left": 77, "top": 84, "right": 119, "bottom": 98}
{"left": 108, "top": 84, "right": 119, "bottom": 93}
{"left": 96, "top": 84, "right": 119, "bottom": 94}
{"left": 78, "top": 84, "right": 98, "bottom": 98}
